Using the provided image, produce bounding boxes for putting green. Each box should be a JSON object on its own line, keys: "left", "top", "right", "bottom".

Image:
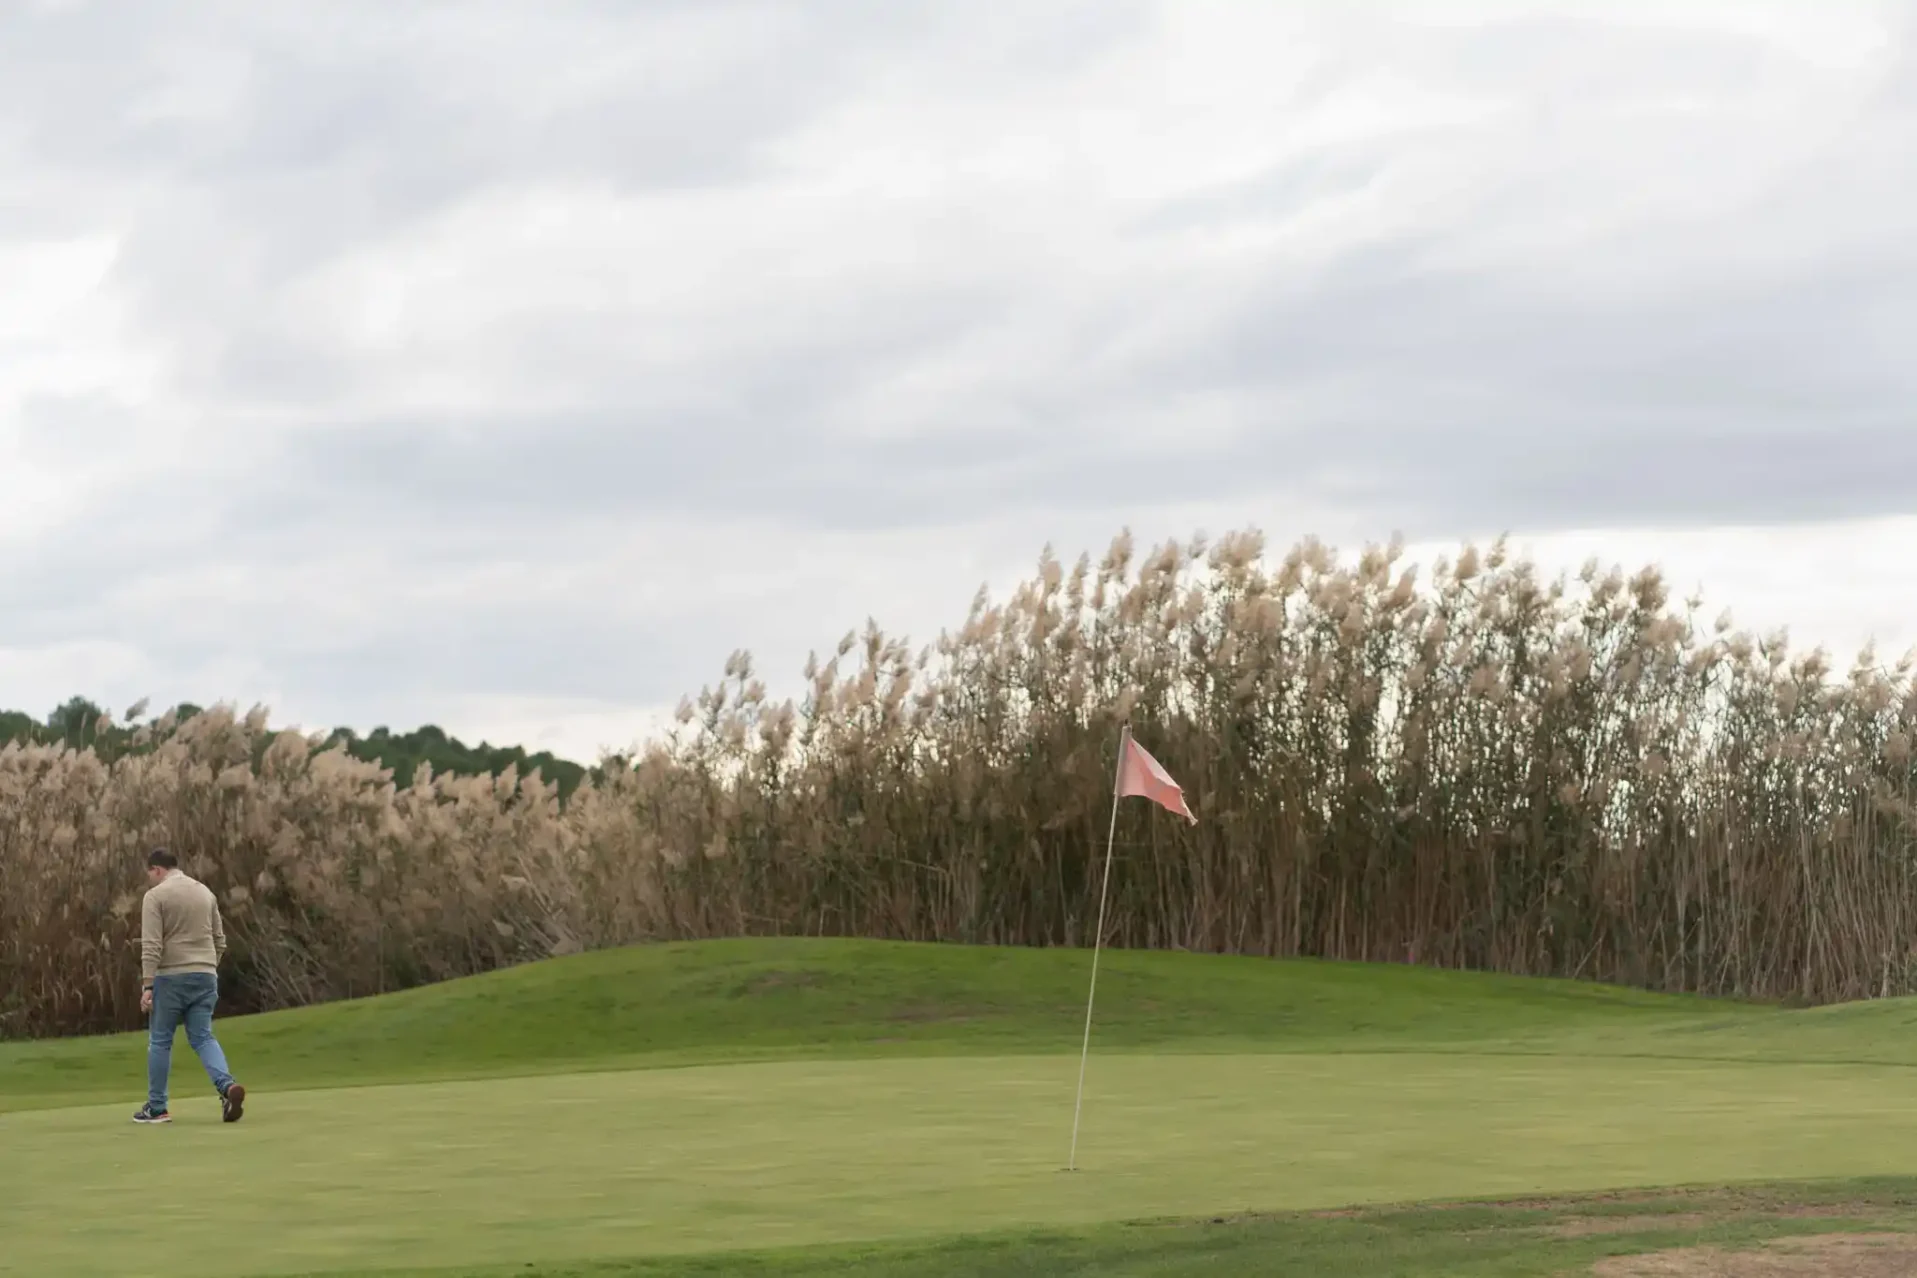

{"left": 8, "top": 1050, "right": 1917, "bottom": 1277}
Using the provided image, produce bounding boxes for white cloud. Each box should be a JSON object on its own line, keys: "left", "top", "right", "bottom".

{"left": 2, "top": 0, "right": 1915, "bottom": 756}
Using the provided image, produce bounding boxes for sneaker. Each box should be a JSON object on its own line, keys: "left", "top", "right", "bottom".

{"left": 220, "top": 1083, "right": 246, "bottom": 1124}
{"left": 132, "top": 1104, "right": 171, "bottom": 1125}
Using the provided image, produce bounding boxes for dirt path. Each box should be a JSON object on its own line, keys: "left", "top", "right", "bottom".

{"left": 1594, "top": 1232, "right": 1917, "bottom": 1275}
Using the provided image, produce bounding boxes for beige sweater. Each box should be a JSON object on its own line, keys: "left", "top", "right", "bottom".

{"left": 140, "top": 871, "right": 226, "bottom": 985}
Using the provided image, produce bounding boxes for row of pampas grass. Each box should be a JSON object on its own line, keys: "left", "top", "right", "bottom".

{"left": 6, "top": 528, "right": 1917, "bottom": 1038}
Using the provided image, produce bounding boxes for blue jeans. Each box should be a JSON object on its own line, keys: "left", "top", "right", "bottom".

{"left": 148, "top": 972, "right": 234, "bottom": 1112}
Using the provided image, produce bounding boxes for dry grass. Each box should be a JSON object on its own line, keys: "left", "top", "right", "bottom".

{"left": 6, "top": 527, "right": 1917, "bottom": 1038}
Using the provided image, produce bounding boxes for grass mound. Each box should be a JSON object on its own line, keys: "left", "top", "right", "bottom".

{"left": 12, "top": 940, "right": 1917, "bottom": 1277}
{"left": 2, "top": 936, "right": 1748, "bottom": 1111}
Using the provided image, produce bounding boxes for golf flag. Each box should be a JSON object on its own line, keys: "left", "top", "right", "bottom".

{"left": 1115, "top": 732, "right": 1196, "bottom": 824}
{"left": 1068, "top": 724, "right": 1198, "bottom": 1171}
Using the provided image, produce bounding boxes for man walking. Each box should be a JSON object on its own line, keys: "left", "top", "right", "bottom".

{"left": 132, "top": 848, "right": 246, "bottom": 1125}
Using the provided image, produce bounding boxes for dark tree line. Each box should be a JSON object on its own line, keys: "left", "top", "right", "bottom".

{"left": 0, "top": 697, "right": 588, "bottom": 800}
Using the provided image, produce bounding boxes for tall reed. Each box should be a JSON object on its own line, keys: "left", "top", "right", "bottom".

{"left": 5, "top": 528, "right": 1914, "bottom": 1039}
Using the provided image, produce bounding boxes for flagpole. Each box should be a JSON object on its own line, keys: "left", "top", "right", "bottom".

{"left": 1068, "top": 721, "right": 1129, "bottom": 1172}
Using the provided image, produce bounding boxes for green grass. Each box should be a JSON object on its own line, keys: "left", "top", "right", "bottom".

{"left": 16, "top": 1051, "right": 1917, "bottom": 1276}
{"left": 9, "top": 939, "right": 1917, "bottom": 1276}
{"left": 303, "top": 1181, "right": 1917, "bottom": 1277}
{"left": 0, "top": 938, "right": 1773, "bottom": 1113}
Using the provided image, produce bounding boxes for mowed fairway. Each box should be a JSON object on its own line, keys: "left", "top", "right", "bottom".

{"left": 7, "top": 939, "right": 1917, "bottom": 1276}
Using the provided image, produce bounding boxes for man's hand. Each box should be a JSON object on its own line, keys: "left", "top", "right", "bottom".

{"left": 140, "top": 988, "right": 153, "bottom": 1014}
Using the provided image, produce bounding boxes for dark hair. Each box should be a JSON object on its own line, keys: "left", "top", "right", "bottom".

{"left": 146, "top": 848, "right": 178, "bottom": 870}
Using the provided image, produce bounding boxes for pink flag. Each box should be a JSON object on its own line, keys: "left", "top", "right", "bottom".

{"left": 1116, "top": 732, "right": 1196, "bottom": 824}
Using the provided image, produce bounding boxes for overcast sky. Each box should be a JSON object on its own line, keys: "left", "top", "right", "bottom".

{"left": 4, "top": 0, "right": 1916, "bottom": 760}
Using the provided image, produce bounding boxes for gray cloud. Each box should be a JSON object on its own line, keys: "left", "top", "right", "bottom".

{"left": 4, "top": 0, "right": 1916, "bottom": 753}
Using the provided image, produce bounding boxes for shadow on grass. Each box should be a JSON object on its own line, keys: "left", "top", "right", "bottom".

{"left": 308, "top": 1178, "right": 1917, "bottom": 1278}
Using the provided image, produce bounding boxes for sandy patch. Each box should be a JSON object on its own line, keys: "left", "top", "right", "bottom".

{"left": 1593, "top": 1232, "right": 1917, "bottom": 1276}
{"left": 1554, "top": 1205, "right": 1874, "bottom": 1238}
